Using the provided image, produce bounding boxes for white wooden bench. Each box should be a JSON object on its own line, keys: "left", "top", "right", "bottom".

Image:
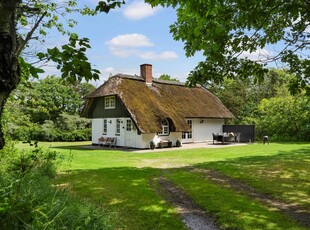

{"left": 98, "top": 137, "right": 116, "bottom": 148}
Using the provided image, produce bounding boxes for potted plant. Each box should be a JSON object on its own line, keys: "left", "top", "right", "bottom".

{"left": 150, "top": 141, "right": 155, "bottom": 150}
{"left": 176, "top": 140, "right": 181, "bottom": 147}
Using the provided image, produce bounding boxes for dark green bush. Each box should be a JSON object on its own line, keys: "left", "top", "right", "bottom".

{"left": 7, "top": 113, "right": 92, "bottom": 142}
{"left": 0, "top": 143, "right": 111, "bottom": 229}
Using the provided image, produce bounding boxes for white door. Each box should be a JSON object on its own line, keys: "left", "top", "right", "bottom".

{"left": 182, "top": 119, "right": 193, "bottom": 143}
{"left": 124, "top": 119, "right": 134, "bottom": 147}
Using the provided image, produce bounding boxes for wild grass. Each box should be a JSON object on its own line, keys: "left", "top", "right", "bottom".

{"left": 0, "top": 142, "right": 112, "bottom": 230}
{"left": 15, "top": 141, "right": 310, "bottom": 229}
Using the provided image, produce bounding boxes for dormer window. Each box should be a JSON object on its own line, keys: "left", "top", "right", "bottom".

{"left": 105, "top": 96, "right": 115, "bottom": 109}
{"left": 158, "top": 118, "right": 169, "bottom": 136}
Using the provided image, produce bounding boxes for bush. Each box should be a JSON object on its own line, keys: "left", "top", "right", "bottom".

{"left": 7, "top": 113, "right": 92, "bottom": 142}
{"left": 246, "top": 94, "right": 310, "bottom": 142}
{"left": 0, "top": 143, "right": 111, "bottom": 229}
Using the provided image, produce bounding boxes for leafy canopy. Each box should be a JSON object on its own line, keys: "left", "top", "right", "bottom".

{"left": 16, "top": 0, "right": 124, "bottom": 82}
{"left": 0, "top": 0, "right": 124, "bottom": 149}
{"left": 146, "top": 0, "right": 310, "bottom": 94}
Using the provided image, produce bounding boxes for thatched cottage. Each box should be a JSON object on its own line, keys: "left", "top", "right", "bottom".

{"left": 81, "top": 64, "right": 234, "bottom": 149}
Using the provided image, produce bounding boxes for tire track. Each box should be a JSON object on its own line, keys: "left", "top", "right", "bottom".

{"left": 154, "top": 177, "right": 220, "bottom": 230}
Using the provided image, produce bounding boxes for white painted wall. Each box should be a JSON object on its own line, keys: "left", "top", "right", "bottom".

{"left": 185, "top": 118, "right": 225, "bottom": 142}
{"left": 92, "top": 118, "right": 183, "bottom": 148}
{"left": 92, "top": 119, "right": 103, "bottom": 144}
{"left": 205, "top": 119, "right": 225, "bottom": 140}
{"left": 92, "top": 117, "right": 224, "bottom": 148}
{"left": 139, "top": 132, "right": 182, "bottom": 149}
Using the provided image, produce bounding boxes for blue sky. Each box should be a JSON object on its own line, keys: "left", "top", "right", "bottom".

{"left": 42, "top": 0, "right": 204, "bottom": 86}
{"left": 42, "top": 0, "right": 302, "bottom": 86}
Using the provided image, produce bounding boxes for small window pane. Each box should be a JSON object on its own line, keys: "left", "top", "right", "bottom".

{"left": 116, "top": 119, "right": 121, "bottom": 134}
{"left": 158, "top": 118, "right": 169, "bottom": 136}
{"left": 103, "top": 119, "right": 107, "bottom": 134}
{"left": 105, "top": 96, "right": 115, "bottom": 109}
{"left": 126, "top": 120, "right": 132, "bottom": 131}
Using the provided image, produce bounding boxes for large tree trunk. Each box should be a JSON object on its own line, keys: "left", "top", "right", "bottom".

{"left": 0, "top": 0, "right": 21, "bottom": 149}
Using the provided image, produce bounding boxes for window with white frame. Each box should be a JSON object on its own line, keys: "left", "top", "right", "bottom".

{"left": 116, "top": 119, "right": 121, "bottom": 135}
{"left": 158, "top": 119, "right": 169, "bottom": 136}
{"left": 105, "top": 96, "right": 115, "bottom": 109}
{"left": 103, "top": 119, "right": 107, "bottom": 134}
{"left": 126, "top": 119, "right": 132, "bottom": 131}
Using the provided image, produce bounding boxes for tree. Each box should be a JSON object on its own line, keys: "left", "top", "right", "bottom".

{"left": 158, "top": 74, "right": 180, "bottom": 82}
{"left": 0, "top": 0, "right": 124, "bottom": 149}
{"left": 5, "top": 76, "right": 95, "bottom": 141}
{"left": 246, "top": 93, "right": 310, "bottom": 141}
{"left": 17, "top": 76, "right": 95, "bottom": 124}
{"left": 207, "top": 69, "right": 296, "bottom": 123}
{"left": 146, "top": 0, "right": 310, "bottom": 95}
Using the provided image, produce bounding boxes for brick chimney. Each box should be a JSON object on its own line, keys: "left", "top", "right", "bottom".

{"left": 140, "top": 64, "right": 152, "bottom": 86}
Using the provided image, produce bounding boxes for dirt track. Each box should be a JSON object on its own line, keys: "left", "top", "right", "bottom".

{"left": 155, "top": 177, "right": 220, "bottom": 230}
{"left": 191, "top": 168, "right": 310, "bottom": 229}
{"left": 152, "top": 169, "right": 310, "bottom": 230}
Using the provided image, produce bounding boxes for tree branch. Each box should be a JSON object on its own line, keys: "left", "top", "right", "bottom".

{"left": 16, "top": 11, "right": 47, "bottom": 56}
{"left": 231, "top": 3, "right": 283, "bottom": 59}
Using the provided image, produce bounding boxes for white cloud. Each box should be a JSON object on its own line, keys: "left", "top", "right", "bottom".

{"left": 138, "top": 51, "right": 178, "bottom": 60}
{"left": 107, "top": 46, "right": 137, "bottom": 58}
{"left": 292, "top": 16, "right": 310, "bottom": 33}
{"left": 123, "top": 0, "right": 161, "bottom": 20}
{"left": 101, "top": 67, "right": 115, "bottom": 74}
{"left": 106, "top": 33, "right": 153, "bottom": 47}
{"left": 239, "top": 48, "right": 273, "bottom": 62}
{"left": 106, "top": 33, "right": 178, "bottom": 60}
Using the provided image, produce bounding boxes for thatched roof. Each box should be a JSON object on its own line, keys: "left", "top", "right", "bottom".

{"left": 82, "top": 75, "right": 234, "bottom": 133}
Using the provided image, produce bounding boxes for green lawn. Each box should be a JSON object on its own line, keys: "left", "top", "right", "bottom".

{"left": 17, "top": 142, "right": 310, "bottom": 229}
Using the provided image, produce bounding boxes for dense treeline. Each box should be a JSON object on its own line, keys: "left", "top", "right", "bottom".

{"left": 4, "top": 76, "right": 95, "bottom": 142}
{"left": 4, "top": 71, "right": 309, "bottom": 143}
{"left": 208, "top": 69, "right": 310, "bottom": 141}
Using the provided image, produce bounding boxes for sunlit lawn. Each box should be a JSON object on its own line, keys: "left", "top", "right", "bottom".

{"left": 17, "top": 141, "right": 310, "bottom": 229}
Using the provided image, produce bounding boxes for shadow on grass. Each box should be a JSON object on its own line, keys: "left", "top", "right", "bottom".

{"left": 51, "top": 144, "right": 144, "bottom": 152}
{"left": 58, "top": 167, "right": 186, "bottom": 229}
{"left": 195, "top": 147, "right": 310, "bottom": 209}
{"left": 196, "top": 146, "right": 310, "bottom": 167}
{"left": 58, "top": 145, "right": 310, "bottom": 229}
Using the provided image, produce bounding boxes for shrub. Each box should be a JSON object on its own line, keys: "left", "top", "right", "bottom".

{"left": 5, "top": 111, "right": 92, "bottom": 142}
{"left": 0, "top": 143, "right": 111, "bottom": 229}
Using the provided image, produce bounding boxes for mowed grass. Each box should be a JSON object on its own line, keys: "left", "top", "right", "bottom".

{"left": 198, "top": 147, "right": 310, "bottom": 211}
{"left": 16, "top": 142, "right": 310, "bottom": 229}
{"left": 165, "top": 169, "right": 306, "bottom": 230}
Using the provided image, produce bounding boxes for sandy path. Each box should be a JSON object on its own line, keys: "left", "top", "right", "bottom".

{"left": 155, "top": 177, "right": 220, "bottom": 230}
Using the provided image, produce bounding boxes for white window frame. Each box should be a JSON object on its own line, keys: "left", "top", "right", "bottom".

{"left": 158, "top": 119, "right": 169, "bottom": 136}
{"left": 103, "top": 119, "right": 107, "bottom": 135}
{"left": 105, "top": 96, "right": 115, "bottom": 109}
{"left": 126, "top": 119, "right": 132, "bottom": 131}
{"left": 116, "top": 119, "right": 121, "bottom": 135}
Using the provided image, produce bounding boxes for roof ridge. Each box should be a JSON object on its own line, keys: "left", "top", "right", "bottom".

{"left": 112, "top": 74, "right": 191, "bottom": 87}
